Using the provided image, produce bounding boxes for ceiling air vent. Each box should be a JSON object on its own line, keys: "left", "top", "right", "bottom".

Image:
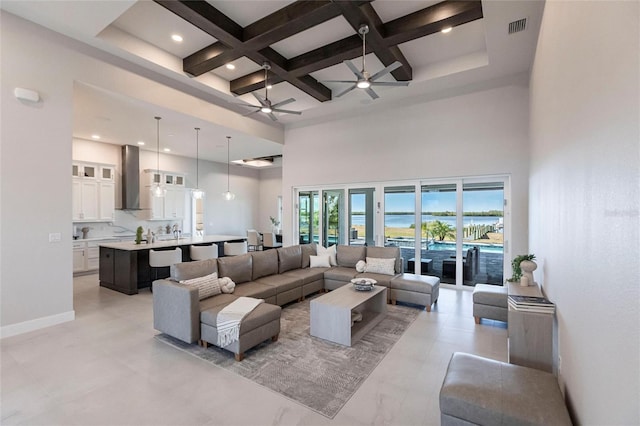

{"left": 508, "top": 18, "right": 527, "bottom": 34}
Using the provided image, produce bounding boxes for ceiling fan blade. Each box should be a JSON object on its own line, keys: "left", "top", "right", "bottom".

{"left": 231, "top": 101, "right": 261, "bottom": 108}
{"left": 370, "top": 61, "right": 402, "bottom": 82}
{"left": 365, "top": 87, "right": 379, "bottom": 100}
{"left": 370, "top": 81, "right": 410, "bottom": 87}
{"left": 320, "top": 80, "right": 358, "bottom": 84}
{"left": 271, "top": 98, "right": 296, "bottom": 108}
{"left": 344, "top": 60, "right": 364, "bottom": 79}
{"left": 251, "top": 92, "right": 268, "bottom": 107}
{"left": 272, "top": 108, "right": 302, "bottom": 115}
{"left": 242, "top": 109, "right": 260, "bottom": 117}
{"left": 268, "top": 113, "right": 278, "bottom": 121}
{"left": 335, "top": 84, "right": 357, "bottom": 98}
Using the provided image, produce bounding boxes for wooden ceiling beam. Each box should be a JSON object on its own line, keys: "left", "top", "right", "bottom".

{"left": 382, "top": 0, "right": 483, "bottom": 47}
{"left": 334, "top": 2, "right": 412, "bottom": 81}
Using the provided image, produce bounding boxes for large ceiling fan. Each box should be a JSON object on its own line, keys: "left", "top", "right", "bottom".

{"left": 233, "top": 62, "right": 302, "bottom": 121}
{"left": 322, "top": 25, "right": 410, "bottom": 100}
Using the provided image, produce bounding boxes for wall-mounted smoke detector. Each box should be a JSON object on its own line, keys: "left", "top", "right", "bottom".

{"left": 508, "top": 18, "right": 527, "bottom": 34}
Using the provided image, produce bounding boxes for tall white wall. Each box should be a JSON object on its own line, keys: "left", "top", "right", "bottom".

{"left": 258, "top": 167, "right": 283, "bottom": 233}
{"left": 0, "top": 12, "right": 280, "bottom": 335}
{"left": 529, "top": 1, "right": 639, "bottom": 424}
{"left": 282, "top": 83, "right": 530, "bottom": 259}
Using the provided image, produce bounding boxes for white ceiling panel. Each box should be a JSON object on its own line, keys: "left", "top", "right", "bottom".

{"left": 207, "top": 0, "right": 294, "bottom": 27}
{"left": 211, "top": 56, "right": 263, "bottom": 81}
{"left": 271, "top": 16, "right": 355, "bottom": 59}
{"left": 372, "top": 0, "right": 441, "bottom": 23}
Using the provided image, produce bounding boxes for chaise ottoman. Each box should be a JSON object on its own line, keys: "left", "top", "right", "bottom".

{"left": 199, "top": 302, "right": 281, "bottom": 361}
{"left": 473, "top": 283, "right": 508, "bottom": 323}
{"left": 440, "top": 352, "right": 572, "bottom": 425}
{"left": 389, "top": 273, "right": 440, "bottom": 311}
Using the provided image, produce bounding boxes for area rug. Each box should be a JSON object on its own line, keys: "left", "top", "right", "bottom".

{"left": 155, "top": 296, "right": 419, "bottom": 418}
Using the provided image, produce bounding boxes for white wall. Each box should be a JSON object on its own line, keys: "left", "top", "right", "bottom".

{"left": 0, "top": 12, "right": 279, "bottom": 335}
{"left": 258, "top": 167, "right": 283, "bottom": 233}
{"left": 282, "top": 83, "right": 530, "bottom": 260}
{"left": 529, "top": 1, "right": 639, "bottom": 424}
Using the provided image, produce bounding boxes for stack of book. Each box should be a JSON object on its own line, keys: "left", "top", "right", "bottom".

{"left": 508, "top": 295, "right": 555, "bottom": 314}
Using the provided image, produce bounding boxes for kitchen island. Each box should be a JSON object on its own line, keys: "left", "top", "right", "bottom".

{"left": 99, "top": 235, "right": 245, "bottom": 295}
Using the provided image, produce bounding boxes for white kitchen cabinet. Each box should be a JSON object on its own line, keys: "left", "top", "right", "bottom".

{"left": 98, "top": 182, "right": 115, "bottom": 221}
{"left": 73, "top": 246, "right": 85, "bottom": 272}
{"left": 72, "top": 179, "right": 99, "bottom": 221}
{"left": 165, "top": 188, "right": 185, "bottom": 219}
{"left": 142, "top": 170, "right": 186, "bottom": 220}
{"left": 72, "top": 161, "right": 115, "bottom": 222}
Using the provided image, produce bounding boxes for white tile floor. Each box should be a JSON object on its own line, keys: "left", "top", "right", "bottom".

{"left": 1, "top": 275, "right": 507, "bottom": 426}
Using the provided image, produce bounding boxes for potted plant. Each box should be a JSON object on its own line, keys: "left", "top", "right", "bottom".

{"left": 135, "top": 226, "right": 144, "bottom": 245}
{"left": 507, "top": 254, "right": 536, "bottom": 283}
{"left": 269, "top": 216, "right": 280, "bottom": 234}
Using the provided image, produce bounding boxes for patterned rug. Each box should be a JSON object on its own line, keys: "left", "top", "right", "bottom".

{"left": 156, "top": 295, "right": 419, "bottom": 418}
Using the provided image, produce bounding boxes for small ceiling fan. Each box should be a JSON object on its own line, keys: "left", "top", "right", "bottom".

{"left": 233, "top": 62, "right": 302, "bottom": 121}
{"left": 322, "top": 24, "right": 410, "bottom": 100}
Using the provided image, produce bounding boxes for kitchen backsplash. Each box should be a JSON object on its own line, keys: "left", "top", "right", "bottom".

{"left": 73, "top": 210, "right": 188, "bottom": 240}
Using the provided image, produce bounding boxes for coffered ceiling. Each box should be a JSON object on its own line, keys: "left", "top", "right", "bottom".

{"left": 1, "top": 0, "right": 545, "bottom": 162}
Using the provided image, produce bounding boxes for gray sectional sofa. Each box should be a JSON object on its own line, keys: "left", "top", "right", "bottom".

{"left": 153, "top": 243, "right": 437, "bottom": 360}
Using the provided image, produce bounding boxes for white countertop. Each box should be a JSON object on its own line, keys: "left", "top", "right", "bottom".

{"left": 98, "top": 234, "right": 246, "bottom": 251}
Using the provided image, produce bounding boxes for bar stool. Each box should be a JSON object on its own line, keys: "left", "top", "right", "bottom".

{"left": 190, "top": 244, "right": 218, "bottom": 261}
{"left": 224, "top": 241, "right": 248, "bottom": 256}
{"left": 149, "top": 247, "right": 182, "bottom": 291}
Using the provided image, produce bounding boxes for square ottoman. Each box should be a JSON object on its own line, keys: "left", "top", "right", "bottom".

{"left": 200, "top": 302, "right": 281, "bottom": 361}
{"left": 472, "top": 284, "right": 507, "bottom": 323}
{"left": 389, "top": 273, "right": 440, "bottom": 311}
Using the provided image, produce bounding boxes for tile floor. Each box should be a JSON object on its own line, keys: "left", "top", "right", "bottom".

{"left": 1, "top": 275, "right": 507, "bottom": 426}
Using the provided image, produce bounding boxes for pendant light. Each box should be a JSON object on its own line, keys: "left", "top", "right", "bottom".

{"left": 222, "top": 136, "right": 235, "bottom": 201}
{"left": 151, "top": 116, "right": 166, "bottom": 198}
{"left": 192, "top": 127, "right": 205, "bottom": 199}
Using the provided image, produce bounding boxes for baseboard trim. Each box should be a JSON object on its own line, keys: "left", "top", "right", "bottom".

{"left": 1, "top": 310, "right": 75, "bottom": 339}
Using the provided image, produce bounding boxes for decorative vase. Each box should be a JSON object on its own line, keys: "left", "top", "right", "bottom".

{"left": 519, "top": 259, "right": 537, "bottom": 286}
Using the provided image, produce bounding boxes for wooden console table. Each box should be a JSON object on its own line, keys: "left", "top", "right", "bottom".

{"left": 508, "top": 282, "right": 554, "bottom": 373}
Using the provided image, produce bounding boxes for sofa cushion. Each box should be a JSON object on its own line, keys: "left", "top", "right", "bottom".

{"left": 282, "top": 267, "right": 327, "bottom": 285}
{"left": 310, "top": 255, "right": 331, "bottom": 268}
{"left": 179, "top": 272, "right": 221, "bottom": 300}
{"left": 300, "top": 243, "right": 316, "bottom": 268}
{"left": 323, "top": 266, "right": 358, "bottom": 282}
{"left": 317, "top": 244, "right": 337, "bottom": 266}
{"left": 364, "top": 257, "right": 396, "bottom": 275}
{"left": 232, "top": 282, "right": 277, "bottom": 300}
{"left": 217, "top": 253, "right": 252, "bottom": 284}
{"left": 337, "top": 245, "right": 366, "bottom": 268}
{"left": 255, "top": 274, "right": 303, "bottom": 293}
{"left": 251, "top": 250, "right": 278, "bottom": 280}
{"left": 199, "top": 293, "right": 238, "bottom": 312}
{"left": 171, "top": 258, "right": 217, "bottom": 281}
{"left": 365, "top": 246, "right": 401, "bottom": 273}
{"left": 277, "top": 245, "right": 302, "bottom": 273}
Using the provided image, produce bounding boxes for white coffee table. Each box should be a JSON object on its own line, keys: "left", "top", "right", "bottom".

{"left": 310, "top": 284, "right": 387, "bottom": 346}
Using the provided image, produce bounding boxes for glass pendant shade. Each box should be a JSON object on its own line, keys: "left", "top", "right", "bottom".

{"left": 152, "top": 116, "right": 166, "bottom": 198}
{"left": 192, "top": 127, "right": 205, "bottom": 200}
{"left": 223, "top": 136, "right": 235, "bottom": 201}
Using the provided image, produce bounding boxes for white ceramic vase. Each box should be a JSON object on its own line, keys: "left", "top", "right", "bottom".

{"left": 519, "top": 259, "right": 537, "bottom": 286}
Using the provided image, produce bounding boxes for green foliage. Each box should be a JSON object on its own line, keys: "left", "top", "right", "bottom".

{"left": 135, "top": 226, "right": 144, "bottom": 245}
{"left": 507, "top": 254, "right": 536, "bottom": 282}
{"left": 269, "top": 216, "right": 280, "bottom": 227}
{"left": 425, "top": 220, "right": 455, "bottom": 241}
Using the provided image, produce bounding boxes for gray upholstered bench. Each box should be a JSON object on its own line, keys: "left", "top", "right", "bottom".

{"left": 200, "top": 302, "right": 281, "bottom": 361}
{"left": 440, "top": 352, "right": 572, "bottom": 426}
{"left": 473, "top": 283, "right": 507, "bottom": 323}
{"left": 389, "top": 273, "right": 440, "bottom": 311}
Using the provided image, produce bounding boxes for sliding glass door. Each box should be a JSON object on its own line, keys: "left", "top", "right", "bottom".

{"left": 421, "top": 184, "right": 457, "bottom": 281}
{"left": 298, "top": 191, "right": 319, "bottom": 244}
{"left": 349, "top": 188, "right": 375, "bottom": 246}
{"left": 384, "top": 185, "right": 417, "bottom": 273}
{"left": 322, "top": 190, "right": 343, "bottom": 247}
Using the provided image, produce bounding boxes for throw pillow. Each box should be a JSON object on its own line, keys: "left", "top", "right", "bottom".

{"left": 364, "top": 257, "right": 396, "bottom": 275}
{"left": 355, "top": 260, "right": 366, "bottom": 273}
{"left": 317, "top": 244, "right": 337, "bottom": 266}
{"left": 309, "top": 254, "right": 331, "bottom": 268}
{"left": 179, "top": 272, "right": 221, "bottom": 300}
{"left": 219, "top": 277, "right": 235, "bottom": 294}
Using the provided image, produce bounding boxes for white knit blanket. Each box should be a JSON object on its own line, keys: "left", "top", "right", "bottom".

{"left": 216, "top": 297, "right": 264, "bottom": 347}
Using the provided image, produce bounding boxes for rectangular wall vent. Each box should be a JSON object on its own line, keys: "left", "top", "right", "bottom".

{"left": 508, "top": 18, "right": 527, "bottom": 34}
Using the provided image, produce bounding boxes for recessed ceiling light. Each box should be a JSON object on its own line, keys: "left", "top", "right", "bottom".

{"left": 91, "top": 134, "right": 100, "bottom": 140}
{"left": 441, "top": 27, "right": 452, "bottom": 34}
{"left": 171, "top": 34, "right": 183, "bottom": 42}
{"left": 163, "top": 148, "right": 171, "bottom": 152}
{"left": 137, "top": 141, "right": 145, "bottom": 146}
{"left": 225, "top": 63, "right": 236, "bottom": 70}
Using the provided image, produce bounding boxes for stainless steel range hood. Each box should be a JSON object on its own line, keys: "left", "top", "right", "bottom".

{"left": 120, "top": 145, "right": 141, "bottom": 210}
